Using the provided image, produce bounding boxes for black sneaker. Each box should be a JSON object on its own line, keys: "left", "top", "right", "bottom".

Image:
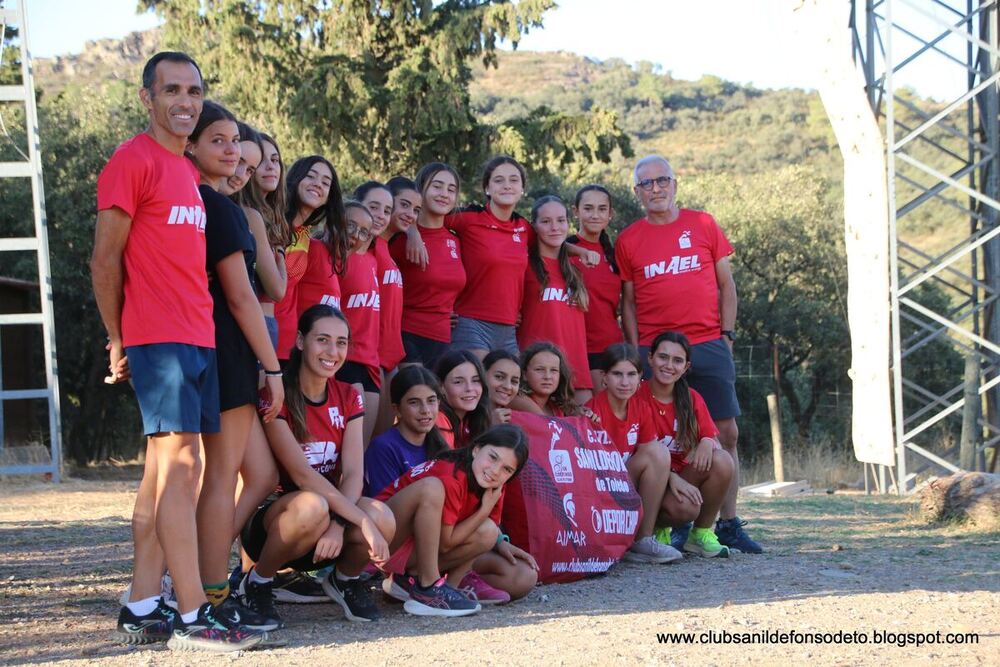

{"left": 215, "top": 594, "right": 283, "bottom": 631}
{"left": 116, "top": 600, "right": 176, "bottom": 644}
{"left": 272, "top": 570, "right": 328, "bottom": 604}
{"left": 236, "top": 572, "right": 283, "bottom": 629}
{"left": 321, "top": 572, "right": 381, "bottom": 622}
{"left": 166, "top": 602, "right": 263, "bottom": 653}
{"left": 402, "top": 575, "right": 480, "bottom": 617}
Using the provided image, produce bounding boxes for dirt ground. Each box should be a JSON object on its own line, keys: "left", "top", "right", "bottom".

{"left": 1, "top": 474, "right": 997, "bottom": 666}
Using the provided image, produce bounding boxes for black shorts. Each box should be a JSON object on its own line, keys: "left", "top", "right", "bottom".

{"left": 241, "top": 494, "right": 337, "bottom": 572}
{"left": 337, "top": 360, "right": 380, "bottom": 393}
{"left": 587, "top": 352, "right": 604, "bottom": 371}
{"left": 216, "top": 335, "right": 259, "bottom": 412}
{"left": 401, "top": 331, "right": 450, "bottom": 370}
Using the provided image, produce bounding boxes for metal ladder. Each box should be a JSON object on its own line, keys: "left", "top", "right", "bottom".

{"left": 0, "top": 0, "right": 62, "bottom": 480}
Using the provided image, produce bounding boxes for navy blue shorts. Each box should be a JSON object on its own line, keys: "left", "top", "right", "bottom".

{"left": 127, "top": 343, "right": 220, "bottom": 436}
{"left": 639, "top": 337, "right": 740, "bottom": 420}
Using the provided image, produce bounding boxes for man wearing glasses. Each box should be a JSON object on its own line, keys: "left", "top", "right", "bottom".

{"left": 615, "top": 154, "right": 762, "bottom": 555}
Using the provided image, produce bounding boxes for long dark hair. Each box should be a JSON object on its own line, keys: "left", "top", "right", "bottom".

{"left": 187, "top": 100, "right": 236, "bottom": 145}
{"left": 520, "top": 341, "right": 579, "bottom": 415}
{"left": 283, "top": 304, "right": 351, "bottom": 444}
{"left": 390, "top": 365, "right": 449, "bottom": 459}
{"left": 569, "top": 184, "right": 618, "bottom": 274}
{"left": 529, "top": 195, "right": 589, "bottom": 311}
{"left": 434, "top": 350, "right": 492, "bottom": 446}
{"left": 253, "top": 132, "right": 291, "bottom": 248}
{"left": 285, "top": 156, "right": 348, "bottom": 276}
{"left": 354, "top": 180, "right": 391, "bottom": 203}
{"left": 599, "top": 342, "right": 643, "bottom": 374}
{"left": 435, "top": 423, "right": 530, "bottom": 496}
{"left": 649, "top": 331, "right": 698, "bottom": 452}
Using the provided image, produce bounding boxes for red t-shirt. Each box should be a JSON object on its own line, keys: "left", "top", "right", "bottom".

{"left": 376, "top": 458, "right": 504, "bottom": 526}
{"left": 297, "top": 238, "right": 341, "bottom": 316}
{"left": 374, "top": 237, "right": 405, "bottom": 370}
{"left": 614, "top": 210, "right": 734, "bottom": 345}
{"left": 341, "top": 249, "right": 381, "bottom": 371}
{"left": 518, "top": 255, "right": 592, "bottom": 390}
{"left": 390, "top": 226, "right": 467, "bottom": 342}
{"left": 570, "top": 237, "right": 623, "bottom": 354}
{"left": 448, "top": 206, "right": 529, "bottom": 325}
{"left": 586, "top": 390, "right": 655, "bottom": 460}
{"left": 274, "top": 225, "right": 312, "bottom": 359}
{"left": 96, "top": 133, "right": 214, "bottom": 348}
{"left": 275, "top": 378, "right": 365, "bottom": 493}
{"left": 635, "top": 382, "right": 719, "bottom": 472}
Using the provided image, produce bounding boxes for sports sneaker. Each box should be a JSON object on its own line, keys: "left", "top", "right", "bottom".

{"left": 167, "top": 602, "right": 263, "bottom": 653}
{"left": 215, "top": 593, "right": 283, "bottom": 631}
{"left": 271, "top": 570, "right": 328, "bottom": 604}
{"left": 458, "top": 570, "right": 511, "bottom": 605}
{"left": 381, "top": 573, "right": 414, "bottom": 602}
{"left": 228, "top": 565, "right": 243, "bottom": 593}
{"left": 322, "top": 572, "right": 381, "bottom": 622}
{"left": 683, "top": 527, "right": 731, "bottom": 558}
{"left": 236, "top": 572, "right": 283, "bottom": 629}
{"left": 116, "top": 599, "right": 176, "bottom": 644}
{"left": 403, "top": 576, "right": 481, "bottom": 617}
{"left": 624, "top": 535, "right": 684, "bottom": 564}
{"left": 669, "top": 522, "right": 692, "bottom": 551}
{"left": 715, "top": 517, "right": 763, "bottom": 554}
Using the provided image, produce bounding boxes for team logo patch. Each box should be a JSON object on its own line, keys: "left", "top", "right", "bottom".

{"left": 679, "top": 230, "right": 692, "bottom": 249}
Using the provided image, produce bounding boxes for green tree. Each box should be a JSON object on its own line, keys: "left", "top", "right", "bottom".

{"left": 141, "top": 0, "right": 630, "bottom": 184}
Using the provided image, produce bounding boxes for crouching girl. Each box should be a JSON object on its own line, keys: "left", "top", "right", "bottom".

{"left": 238, "top": 304, "right": 395, "bottom": 625}
{"left": 376, "top": 424, "right": 537, "bottom": 616}
{"left": 637, "top": 331, "right": 734, "bottom": 558}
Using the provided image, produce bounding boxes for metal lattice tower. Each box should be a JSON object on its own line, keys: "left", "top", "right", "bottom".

{"left": 852, "top": 0, "right": 1000, "bottom": 490}
{"left": 0, "top": 0, "right": 62, "bottom": 480}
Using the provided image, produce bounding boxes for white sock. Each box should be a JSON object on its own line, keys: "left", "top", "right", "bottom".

{"left": 248, "top": 567, "right": 273, "bottom": 585}
{"left": 335, "top": 568, "right": 359, "bottom": 582}
{"left": 180, "top": 608, "right": 200, "bottom": 623}
{"left": 125, "top": 595, "right": 159, "bottom": 616}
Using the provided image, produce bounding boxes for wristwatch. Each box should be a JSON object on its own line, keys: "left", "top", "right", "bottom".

{"left": 721, "top": 330, "right": 736, "bottom": 342}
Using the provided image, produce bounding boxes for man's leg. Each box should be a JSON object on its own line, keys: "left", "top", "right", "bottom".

{"left": 128, "top": 437, "right": 166, "bottom": 601}
{"left": 716, "top": 417, "right": 739, "bottom": 520}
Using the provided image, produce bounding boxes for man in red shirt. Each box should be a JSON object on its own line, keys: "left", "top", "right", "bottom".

{"left": 616, "top": 155, "right": 761, "bottom": 555}
{"left": 91, "top": 52, "right": 260, "bottom": 651}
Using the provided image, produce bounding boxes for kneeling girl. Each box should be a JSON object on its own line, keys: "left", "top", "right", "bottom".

{"left": 239, "top": 304, "right": 395, "bottom": 624}
{"left": 376, "top": 424, "right": 537, "bottom": 616}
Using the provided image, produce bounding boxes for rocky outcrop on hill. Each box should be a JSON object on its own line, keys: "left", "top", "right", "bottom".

{"left": 34, "top": 29, "right": 160, "bottom": 93}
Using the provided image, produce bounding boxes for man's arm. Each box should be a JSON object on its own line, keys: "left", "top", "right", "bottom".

{"left": 715, "top": 256, "right": 738, "bottom": 348}
{"left": 621, "top": 280, "right": 639, "bottom": 347}
{"left": 90, "top": 207, "right": 132, "bottom": 382}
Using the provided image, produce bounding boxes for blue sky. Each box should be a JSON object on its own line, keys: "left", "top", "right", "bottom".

{"left": 24, "top": 0, "right": 964, "bottom": 100}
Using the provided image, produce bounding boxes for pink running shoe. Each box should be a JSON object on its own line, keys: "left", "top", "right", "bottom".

{"left": 458, "top": 570, "right": 511, "bottom": 605}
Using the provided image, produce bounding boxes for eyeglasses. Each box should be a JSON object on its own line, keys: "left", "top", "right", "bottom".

{"left": 636, "top": 176, "right": 674, "bottom": 191}
{"left": 346, "top": 222, "right": 373, "bottom": 242}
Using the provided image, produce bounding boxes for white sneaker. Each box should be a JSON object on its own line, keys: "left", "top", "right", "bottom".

{"left": 623, "top": 536, "right": 684, "bottom": 564}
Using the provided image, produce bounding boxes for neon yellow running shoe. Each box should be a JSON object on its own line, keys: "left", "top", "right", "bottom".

{"left": 684, "top": 527, "right": 730, "bottom": 558}
{"left": 654, "top": 527, "right": 672, "bottom": 545}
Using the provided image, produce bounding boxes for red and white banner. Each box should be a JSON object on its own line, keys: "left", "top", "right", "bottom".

{"left": 502, "top": 412, "right": 642, "bottom": 584}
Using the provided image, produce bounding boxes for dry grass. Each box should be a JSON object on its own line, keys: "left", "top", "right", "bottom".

{"left": 744, "top": 438, "right": 861, "bottom": 489}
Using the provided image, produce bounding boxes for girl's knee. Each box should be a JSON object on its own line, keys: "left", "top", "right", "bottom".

{"left": 473, "top": 520, "right": 498, "bottom": 551}
{"left": 509, "top": 564, "right": 538, "bottom": 600}
{"left": 290, "top": 491, "right": 330, "bottom": 527}
{"left": 362, "top": 498, "right": 396, "bottom": 540}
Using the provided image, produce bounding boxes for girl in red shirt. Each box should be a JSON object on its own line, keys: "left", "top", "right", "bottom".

{"left": 519, "top": 195, "right": 593, "bottom": 401}
{"left": 434, "top": 350, "right": 492, "bottom": 447}
{"left": 637, "top": 331, "right": 734, "bottom": 558}
{"left": 568, "top": 185, "right": 624, "bottom": 390}
{"left": 586, "top": 344, "right": 681, "bottom": 564}
{"left": 274, "top": 156, "right": 348, "bottom": 360}
{"left": 483, "top": 349, "right": 521, "bottom": 424}
{"left": 240, "top": 304, "right": 394, "bottom": 625}
{"left": 376, "top": 424, "right": 537, "bottom": 616}
{"left": 335, "top": 201, "right": 381, "bottom": 446}
{"left": 510, "top": 341, "right": 581, "bottom": 417}
{"left": 392, "top": 163, "right": 466, "bottom": 369}
{"left": 385, "top": 176, "right": 422, "bottom": 235}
